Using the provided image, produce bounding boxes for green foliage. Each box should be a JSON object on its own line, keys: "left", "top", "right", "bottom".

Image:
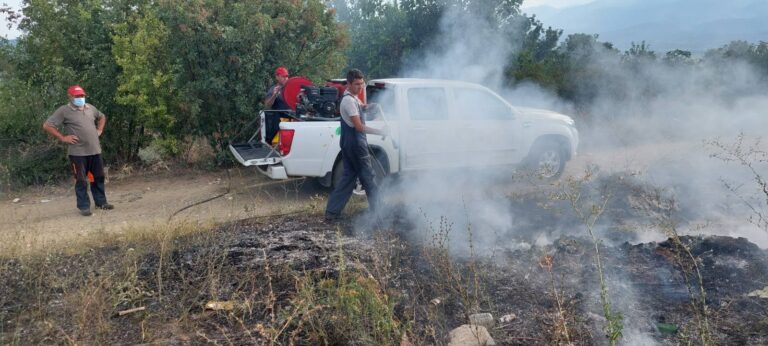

{"left": 664, "top": 49, "right": 694, "bottom": 66}
{"left": 338, "top": 0, "right": 411, "bottom": 78}
{"left": 112, "top": 6, "right": 176, "bottom": 135}
{"left": 0, "top": 77, "right": 68, "bottom": 188}
{"left": 13, "top": 0, "right": 136, "bottom": 163}
{"left": 137, "top": 137, "right": 179, "bottom": 165}
{"left": 338, "top": 0, "right": 522, "bottom": 78}
{"left": 2, "top": 0, "right": 347, "bottom": 186}
{"left": 4, "top": 0, "right": 768, "bottom": 187}
{"left": 706, "top": 40, "right": 768, "bottom": 78}
{"left": 308, "top": 274, "right": 402, "bottom": 344}
{"left": 158, "top": 0, "right": 347, "bottom": 162}
{"left": 290, "top": 229, "right": 404, "bottom": 344}
{"left": 506, "top": 16, "right": 565, "bottom": 90}
{"left": 625, "top": 41, "right": 657, "bottom": 61}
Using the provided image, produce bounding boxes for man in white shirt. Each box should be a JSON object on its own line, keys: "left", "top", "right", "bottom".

{"left": 325, "top": 69, "right": 388, "bottom": 221}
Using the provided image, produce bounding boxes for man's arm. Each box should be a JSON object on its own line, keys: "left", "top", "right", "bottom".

{"left": 97, "top": 115, "right": 106, "bottom": 136}
{"left": 42, "top": 122, "right": 78, "bottom": 144}
{"left": 264, "top": 86, "right": 280, "bottom": 109}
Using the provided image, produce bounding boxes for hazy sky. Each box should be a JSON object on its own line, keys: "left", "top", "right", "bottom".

{"left": 1, "top": 0, "right": 23, "bottom": 39}
{"left": 521, "top": 0, "right": 596, "bottom": 9}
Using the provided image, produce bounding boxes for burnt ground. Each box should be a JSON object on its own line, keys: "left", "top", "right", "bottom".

{"left": 1, "top": 173, "right": 768, "bottom": 345}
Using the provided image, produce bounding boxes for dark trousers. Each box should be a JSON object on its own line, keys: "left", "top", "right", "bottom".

{"left": 69, "top": 154, "right": 108, "bottom": 210}
{"left": 325, "top": 144, "right": 380, "bottom": 218}
{"left": 265, "top": 112, "right": 282, "bottom": 145}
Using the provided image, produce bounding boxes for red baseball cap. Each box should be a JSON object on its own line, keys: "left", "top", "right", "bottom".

{"left": 67, "top": 85, "right": 86, "bottom": 97}
{"left": 275, "top": 66, "right": 289, "bottom": 77}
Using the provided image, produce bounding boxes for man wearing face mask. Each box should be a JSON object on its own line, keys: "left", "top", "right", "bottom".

{"left": 43, "top": 85, "right": 114, "bottom": 216}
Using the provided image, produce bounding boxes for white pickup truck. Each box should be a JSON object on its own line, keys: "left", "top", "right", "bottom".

{"left": 229, "top": 78, "right": 579, "bottom": 187}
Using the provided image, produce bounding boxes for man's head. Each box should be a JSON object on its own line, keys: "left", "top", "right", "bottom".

{"left": 346, "top": 69, "right": 365, "bottom": 95}
{"left": 67, "top": 85, "right": 86, "bottom": 98}
{"left": 67, "top": 85, "right": 86, "bottom": 107}
{"left": 275, "top": 66, "right": 289, "bottom": 86}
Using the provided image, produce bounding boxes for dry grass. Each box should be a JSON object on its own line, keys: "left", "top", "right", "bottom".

{"left": 4, "top": 162, "right": 765, "bottom": 345}
{"left": 0, "top": 194, "right": 410, "bottom": 345}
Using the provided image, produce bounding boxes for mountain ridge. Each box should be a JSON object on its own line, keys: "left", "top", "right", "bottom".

{"left": 523, "top": 0, "right": 768, "bottom": 53}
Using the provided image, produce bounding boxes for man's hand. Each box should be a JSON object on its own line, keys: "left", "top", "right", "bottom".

{"left": 97, "top": 129, "right": 103, "bottom": 136}
{"left": 264, "top": 85, "right": 282, "bottom": 108}
{"left": 62, "top": 135, "right": 79, "bottom": 144}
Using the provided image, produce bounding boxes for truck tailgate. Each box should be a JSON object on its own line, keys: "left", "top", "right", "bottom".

{"left": 229, "top": 143, "right": 281, "bottom": 166}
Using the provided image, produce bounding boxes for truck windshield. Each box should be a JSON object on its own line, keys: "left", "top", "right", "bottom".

{"left": 366, "top": 85, "right": 395, "bottom": 120}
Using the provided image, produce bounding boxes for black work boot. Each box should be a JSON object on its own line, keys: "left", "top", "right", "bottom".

{"left": 324, "top": 213, "right": 342, "bottom": 223}
{"left": 79, "top": 208, "right": 92, "bottom": 216}
{"left": 96, "top": 203, "right": 114, "bottom": 210}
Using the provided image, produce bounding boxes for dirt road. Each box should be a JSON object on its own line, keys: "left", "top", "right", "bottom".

{"left": 3, "top": 140, "right": 766, "bottom": 252}
{"left": 1, "top": 167, "right": 325, "bottom": 253}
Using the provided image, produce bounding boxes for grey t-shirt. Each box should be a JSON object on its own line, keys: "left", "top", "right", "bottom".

{"left": 46, "top": 103, "right": 105, "bottom": 156}
{"left": 266, "top": 84, "right": 290, "bottom": 111}
{"left": 340, "top": 91, "right": 363, "bottom": 128}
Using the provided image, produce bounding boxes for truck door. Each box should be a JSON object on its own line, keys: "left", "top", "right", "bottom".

{"left": 451, "top": 87, "right": 521, "bottom": 166}
{"left": 401, "top": 87, "right": 457, "bottom": 170}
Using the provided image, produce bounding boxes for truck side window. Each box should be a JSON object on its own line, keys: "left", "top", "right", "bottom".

{"left": 366, "top": 86, "right": 395, "bottom": 120}
{"left": 455, "top": 88, "right": 513, "bottom": 120}
{"left": 407, "top": 88, "right": 448, "bottom": 121}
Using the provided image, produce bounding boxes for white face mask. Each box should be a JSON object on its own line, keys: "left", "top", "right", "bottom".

{"left": 72, "top": 97, "right": 86, "bottom": 107}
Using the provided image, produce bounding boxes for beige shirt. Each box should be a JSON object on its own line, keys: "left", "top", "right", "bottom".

{"left": 46, "top": 103, "right": 105, "bottom": 156}
{"left": 339, "top": 91, "right": 363, "bottom": 127}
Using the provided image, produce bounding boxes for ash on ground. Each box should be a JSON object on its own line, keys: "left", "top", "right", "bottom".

{"left": 2, "top": 173, "right": 767, "bottom": 345}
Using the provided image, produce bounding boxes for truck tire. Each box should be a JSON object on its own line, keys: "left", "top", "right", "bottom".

{"left": 526, "top": 141, "right": 566, "bottom": 180}
{"left": 331, "top": 151, "right": 388, "bottom": 191}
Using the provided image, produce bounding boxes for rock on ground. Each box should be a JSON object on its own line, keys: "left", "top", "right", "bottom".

{"left": 448, "top": 324, "right": 496, "bottom": 346}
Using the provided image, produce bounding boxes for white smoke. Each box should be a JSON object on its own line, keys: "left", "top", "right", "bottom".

{"left": 377, "top": 4, "right": 768, "bottom": 250}
{"left": 355, "top": 3, "right": 768, "bottom": 344}
{"left": 403, "top": 7, "right": 515, "bottom": 88}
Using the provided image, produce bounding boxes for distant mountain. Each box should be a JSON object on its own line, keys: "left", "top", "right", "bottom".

{"left": 523, "top": 0, "right": 768, "bottom": 53}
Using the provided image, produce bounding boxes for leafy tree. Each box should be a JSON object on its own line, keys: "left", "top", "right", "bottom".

{"left": 12, "top": 0, "right": 139, "bottom": 163}
{"left": 556, "top": 34, "right": 612, "bottom": 109}
{"left": 663, "top": 49, "right": 694, "bottom": 66}
{"left": 338, "top": 0, "right": 522, "bottom": 78}
{"left": 624, "top": 41, "right": 656, "bottom": 61}
{"left": 112, "top": 4, "right": 176, "bottom": 156}
{"left": 1, "top": 0, "right": 348, "bottom": 186}
{"left": 339, "top": 0, "right": 411, "bottom": 78}
{"left": 157, "top": 0, "right": 347, "bottom": 162}
{"left": 706, "top": 40, "right": 768, "bottom": 79}
{"left": 505, "top": 16, "right": 564, "bottom": 90}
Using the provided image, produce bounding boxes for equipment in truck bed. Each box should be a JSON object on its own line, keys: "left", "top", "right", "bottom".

{"left": 229, "top": 77, "right": 358, "bottom": 166}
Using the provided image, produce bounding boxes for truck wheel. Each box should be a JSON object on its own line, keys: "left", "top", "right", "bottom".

{"left": 526, "top": 142, "right": 566, "bottom": 180}
{"left": 331, "top": 152, "right": 388, "bottom": 191}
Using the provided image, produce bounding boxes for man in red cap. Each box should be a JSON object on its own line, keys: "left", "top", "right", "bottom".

{"left": 263, "top": 66, "right": 291, "bottom": 145}
{"left": 43, "top": 85, "right": 114, "bottom": 216}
